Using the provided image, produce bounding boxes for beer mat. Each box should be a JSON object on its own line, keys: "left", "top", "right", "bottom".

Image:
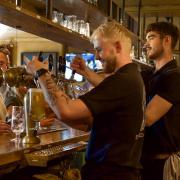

{"left": 38, "top": 127, "right": 67, "bottom": 134}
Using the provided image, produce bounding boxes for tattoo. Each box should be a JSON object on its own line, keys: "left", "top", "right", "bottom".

{"left": 40, "top": 73, "right": 70, "bottom": 107}
{"left": 60, "top": 94, "right": 70, "bottom": 104}
{"left": 42, "top": 73, "right": 59, "bottom": 107}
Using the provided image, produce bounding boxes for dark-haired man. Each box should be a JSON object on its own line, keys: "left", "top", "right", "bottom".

{"left": 141, "top": 21, "right": 180, "bottom": 180}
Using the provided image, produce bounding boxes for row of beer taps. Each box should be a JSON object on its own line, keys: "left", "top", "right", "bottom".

{"left": 0, "top": 52, "right": 89, "bottom": 100}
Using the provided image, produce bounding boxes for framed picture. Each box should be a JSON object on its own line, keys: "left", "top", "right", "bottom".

{"left": 21, "top": 52, "right": 58, "bottom": 65}
{"left": 21, "top": 52, "right": 58, "bottom": 75}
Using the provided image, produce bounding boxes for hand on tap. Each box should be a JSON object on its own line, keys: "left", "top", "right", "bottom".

{"left": 70, "top": 56, "right": 89, "bottom": 77}
{"left": 71, "top": 56, "right": 105, "bottom": 87}
{"left": 24, "top": 56, "right": 48, "bottom": 76}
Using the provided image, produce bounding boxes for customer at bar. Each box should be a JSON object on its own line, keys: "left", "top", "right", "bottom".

{"left": 0, "top": 47, "right": 10, "bottom": 71}
{"left": 141, "top": 22, "right": 180, "bottom": 180}
{"left": 0, "top": 122, "right": 11, "bottom": 134}
{"left": 0, "top": 48, "right": 12, "bottom": 99}
{"left": 25, "top": 21, "right": 145, "bottom": 180}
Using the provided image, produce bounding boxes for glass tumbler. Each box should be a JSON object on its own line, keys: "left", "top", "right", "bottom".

{"left": 11, "top": 106, "right": 25, "bottom": 142}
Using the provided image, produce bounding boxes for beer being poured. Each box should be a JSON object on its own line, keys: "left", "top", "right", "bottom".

{"left": 23, "top": 88, "right": 46, "bottom": 144}
{"left": 29, "top": 88, "right": 46, "bottom": 122}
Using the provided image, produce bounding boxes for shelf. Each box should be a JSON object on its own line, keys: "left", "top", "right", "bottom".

{"left": 0, "top": 0, "right": 93, "bottom": 52}
{"left": 22, "top": 0, "right": 108, "bottom": 31}
{"left": 0, "top": 0, "right": 144, "bottom": 53}
{"left": 22, "top": 0, "right": 142, "bottom": 42}
{"left": 51, "top": 0, "right": 143, "bottom": 44}
{"left": 173, "top": 50, "right": 180, "bottom": 54}
{"left": 52, "top": 0, "right": 108, "bottom": 31}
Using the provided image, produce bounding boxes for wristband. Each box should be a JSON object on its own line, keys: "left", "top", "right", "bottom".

{"left": 35, "top": 68, "right": 49, "bottom": 79}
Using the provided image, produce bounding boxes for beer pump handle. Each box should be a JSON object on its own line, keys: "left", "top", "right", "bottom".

{"left": 38, "top": 51, "right": 43, "bottom": 62}
{"left": 48, "top": 54, "right": 53, "bottom": 71}
{"left": 62, "top": 57, "right": 66, "bottom": 74}
{"left": 58, "top": 56, "right": 63, "bottom": 73}
{"left": 70, "top": 69, "right": 76, "bottom": 80}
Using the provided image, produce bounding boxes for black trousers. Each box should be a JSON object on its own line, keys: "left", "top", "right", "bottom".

{"left": 141, "top": 158, "right": 166, "bottom": 180}
{"left": 81, "top": 162, "right": 141, "bottom": 180}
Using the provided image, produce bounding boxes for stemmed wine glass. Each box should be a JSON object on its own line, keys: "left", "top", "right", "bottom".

{"left": 11, "top": 106, "right": 25, "bottom": 142}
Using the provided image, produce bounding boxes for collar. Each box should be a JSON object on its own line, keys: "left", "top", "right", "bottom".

{"left": 154, "top": 60, "right": 178, "bottom": 75}
{"left": 116, "top": 63, "right": 137, "bottom": 73}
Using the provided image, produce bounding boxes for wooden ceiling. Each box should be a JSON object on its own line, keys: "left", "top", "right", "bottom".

{"left": 123, "top": 0, "right": 180, "bottom": 18}
{"left": 20, "top": 0, "right": 180, "bottom": 19}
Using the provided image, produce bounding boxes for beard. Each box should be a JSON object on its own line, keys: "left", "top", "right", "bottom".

{"left": 103, "top": 52, "right": 117, "bottom": 73}
{"left": 147, "top": 45, "right": 164, "bottom": 60}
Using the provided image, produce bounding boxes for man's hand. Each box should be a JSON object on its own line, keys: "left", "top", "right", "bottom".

{"left": 24, "top": 56, "right": 48, "bottom": 76}
{"left": 0, "top": 122, "right": 12, "bottom": 134}
{"left": 71, "top": 56, "right": 89, "bottom": 77}
{"left": 40, "top": 118, "right": 55, "bottom": 127}
{"left": 71, "top": 56, "right": 104, "bottom": 87}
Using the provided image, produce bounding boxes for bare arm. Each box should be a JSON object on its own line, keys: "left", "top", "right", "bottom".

{"left": 39, "top": 72, "right": 93, "bottom": 129}
{"left": 84, "top": 68, "right": 105, "bottom": 86}
{"left": 25, "top": 57, "right": 93, "bottom": 130}
{"left": 145, "top": 95, "right": 172, "bottom": 126}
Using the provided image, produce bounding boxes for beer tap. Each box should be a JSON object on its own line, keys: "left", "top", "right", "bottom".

{"left": 48, "top": 54, "right": 53, "bottom": 72}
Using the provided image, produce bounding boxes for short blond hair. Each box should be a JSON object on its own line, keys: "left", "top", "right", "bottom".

{"left": 90, "top": 21, "right": 132, "bottom": 52}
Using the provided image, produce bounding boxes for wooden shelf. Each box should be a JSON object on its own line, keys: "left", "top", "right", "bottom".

{"left": 22, "top": 0, "right": 108, "bottom": 31}
{"left": 0, "top": 0, "right": 147, "bottom": 68}
{"left": 52, "top": 0, "right": 108, "bottom": 31}
{"left": 22, "top": 0, "right": 142, "bottom": 41}
{"left": 173, "top": 50, "right": 180, "bottom": 54}
{"left": 0, "top": 0, "right": 93, "bottom": 51}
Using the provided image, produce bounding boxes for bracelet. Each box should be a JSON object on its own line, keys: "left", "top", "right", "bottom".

{"left": 35, "top": 68, "right": 49, "bottom": 79}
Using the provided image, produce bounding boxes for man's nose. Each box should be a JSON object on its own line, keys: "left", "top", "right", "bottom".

{"left": 143, "top": 42, "right": 149, "bottom": 52}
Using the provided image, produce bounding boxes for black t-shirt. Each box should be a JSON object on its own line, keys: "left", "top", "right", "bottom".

{"left": 80, "top": 63, "right": 145, "bottom": 169}
{"left": 142, "top": 60, "right": 180, "bottom": 156}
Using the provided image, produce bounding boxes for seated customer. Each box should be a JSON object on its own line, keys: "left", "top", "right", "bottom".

{"left": 5, "top": 95, "right": 23, "bottom": 123}
{"left": 0, "top": 122, "right": 11, "bottom": 134}
{"left": 5, "top": 90, "right": 56, "bottom": 128}
{"left": 0, "top": 94, "right": 11, "bottom": 134}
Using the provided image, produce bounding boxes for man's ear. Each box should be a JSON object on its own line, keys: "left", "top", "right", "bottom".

{"left": 164, "top": 35, "right": 171, "bottom": 46}
{"left": 114, "top": 41, "right": 121, "bottom": 53}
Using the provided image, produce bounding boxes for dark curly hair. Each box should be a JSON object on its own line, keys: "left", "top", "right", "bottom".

{"left": 146, "top": 22, "right": 179, "bottom": 49}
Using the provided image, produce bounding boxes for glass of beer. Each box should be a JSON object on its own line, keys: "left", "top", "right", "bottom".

{"left": 29, "top": 88, "right": 46, "bottom": 130}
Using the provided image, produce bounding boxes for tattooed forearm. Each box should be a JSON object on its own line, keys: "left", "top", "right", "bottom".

{"left": 39, "top": 73, "right": 70, "bottom": 107}
{"left": 44, "top": 75, "right": 59, "bottom": 106}
{"left": 60, "top": 94, "right": 70, "bottom": 104}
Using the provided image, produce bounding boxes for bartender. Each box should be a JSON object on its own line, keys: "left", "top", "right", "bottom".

{"left": 24, "top": 21, "right": 144, "bottom": 180}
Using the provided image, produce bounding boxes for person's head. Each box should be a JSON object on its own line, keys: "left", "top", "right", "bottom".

{"left": 145, "top": 22, "right": 179, "bottom": 60}
{"left": 90, "top": 21, "right": 132, "bottom": 73}
{"left": 5, "top": 96, "right": 23, "bottom": 119}
{"left": 0, "top": 48, "right": 10, "bottom": 71}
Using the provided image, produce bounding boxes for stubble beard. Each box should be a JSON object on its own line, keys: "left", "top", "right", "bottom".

{"left": 148, "top": 45, "right": 164, "bottom": 60}
{"left": 103, "top": 53, "right": 117, "bottom": 74}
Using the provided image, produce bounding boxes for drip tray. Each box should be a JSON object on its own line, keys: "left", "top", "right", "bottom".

{"left": 38, "top": 127, "right": 68, "bottom": 135}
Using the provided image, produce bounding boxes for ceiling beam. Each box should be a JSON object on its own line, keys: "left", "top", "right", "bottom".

{"left": 125, "top": 5, "right": 180, "bottom": 17}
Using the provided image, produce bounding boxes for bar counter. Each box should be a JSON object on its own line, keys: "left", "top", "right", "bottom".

{"left": 0, "top": 120, "right": 89, "bottom": 176}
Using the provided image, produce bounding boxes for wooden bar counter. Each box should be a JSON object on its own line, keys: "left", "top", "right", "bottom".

{"left": 0, "top": 120, "right": 89, "bottom": 176}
